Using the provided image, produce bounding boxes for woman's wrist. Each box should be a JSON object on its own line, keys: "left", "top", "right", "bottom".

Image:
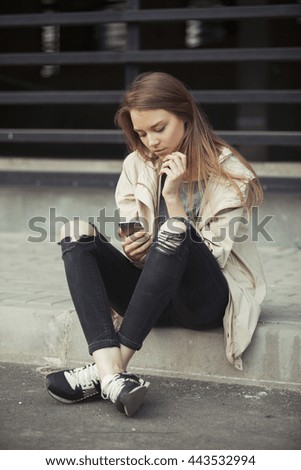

{"left": 163, "top": 192, "right": 180, "bottom": 203}
{"left": 163, "top": 195, "right": 188, "bottom": 219}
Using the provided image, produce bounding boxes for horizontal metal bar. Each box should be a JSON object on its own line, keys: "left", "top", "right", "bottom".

{"left": 0, "top": 91, "right": 124, "bottom": 104}
{"left": 192, "top": 90, "right": 301, "bottom": 104}
{"left": 220, "top": 131, "right": 301, "bottom": 146}
{"left": 0, "top": 129, "right": 124, "bottom": 144}
{"left": 0, "top": 5, "right": 300, "bottom": 28}
{"left": 1, "top": 48, "right": 300, "bottom": 66}
{"left": 0, "top": 171, "right": 120, "bottom": 189}
{"left": 0, "top": 129, "right": 300, "bottom": 145}
{"left": 0, "top": 90, "right": 300, "bottom": 105}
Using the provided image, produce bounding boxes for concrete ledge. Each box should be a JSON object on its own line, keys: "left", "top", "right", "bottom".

{"left": 0, "top": 159, "right": 300, "bottom": 192}
{"left": 0, "top": 158, "right": 301, "bottom": 178}
{"left": 0, "top": 158, "right": 122, "bottom": 173}
{"left": 67, "top": 311, "right": 301, "bottom": 391}
{"left": 0, "top": 306, "right": 73, "bottom": 368}
{"left": 1, "top": 303, "right": 300, "bottom": 392}
{"left": 131, "top": 322, "right": 301, "bottom": 391}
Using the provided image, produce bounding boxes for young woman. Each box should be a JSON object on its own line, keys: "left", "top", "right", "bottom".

{"left": 46, "top": 72, "right": 266, "bottom": 417}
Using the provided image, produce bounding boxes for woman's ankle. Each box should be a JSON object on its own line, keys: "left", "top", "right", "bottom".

{"left": 92, "top": 347, "right": 124, "bottom": 381}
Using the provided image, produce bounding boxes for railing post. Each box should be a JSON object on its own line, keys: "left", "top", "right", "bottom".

{"left": 125, "top": 0, "right": 140, "bottom": 88}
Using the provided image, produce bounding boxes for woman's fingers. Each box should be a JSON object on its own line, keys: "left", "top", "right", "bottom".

{"left": 125, "top": 241, "right": 152, "bottom": 262}
{"left": 160, "top": 152, "right": 187, "bottom": 175}
{"left": 122, "top": 230, "right": 149, "bottom": 246}
{"left": 129, "top": 239, "right": 152, "bottom": 259}
{"left": 159, "top": 153, "right": 187, "bottom": 197}
{"left": 121, "top": 231, "right": 152, "bottom": 262}
{"left": 162, "top": 153, "right": 186, "bottom": 168}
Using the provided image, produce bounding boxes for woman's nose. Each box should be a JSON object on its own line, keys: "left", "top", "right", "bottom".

{"left": 148, "top": 133, "right": 160, "bottom": 148}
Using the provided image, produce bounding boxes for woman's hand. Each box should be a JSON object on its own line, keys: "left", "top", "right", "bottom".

{"left": 121, "top": 230, "right": 152, "bottom": 264}
{"left": 160, "top": 151, "right": 187, "bottom": 199}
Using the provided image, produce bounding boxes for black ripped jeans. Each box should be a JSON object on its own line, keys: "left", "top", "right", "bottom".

{"left": 60, "top": 220, "right": 229, "bottom": 354}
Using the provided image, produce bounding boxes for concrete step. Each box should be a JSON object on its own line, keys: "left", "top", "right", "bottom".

{"left": 0, "top": 157, "right": 301, "bottom": 178}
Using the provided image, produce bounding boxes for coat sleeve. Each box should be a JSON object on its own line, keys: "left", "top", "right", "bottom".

{"left": 201, "top": 206, "right": 248, "bottom": 269}
{"left": 115, "top": 158, "right": 139, "bottom": 221}
{"left": 199, "top": 177, "right": 250, "bottom": 269}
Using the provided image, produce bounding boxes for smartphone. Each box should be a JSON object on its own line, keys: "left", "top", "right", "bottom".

{"left": 118, "top": 220, "right": 143, "bottom": 237}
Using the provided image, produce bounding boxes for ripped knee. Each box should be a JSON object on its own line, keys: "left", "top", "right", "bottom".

{"left": 156, "top": 217, "right": 188, "bottom": 255}
{"left": 60, "top": 220, "right": 96, "bottom": 242}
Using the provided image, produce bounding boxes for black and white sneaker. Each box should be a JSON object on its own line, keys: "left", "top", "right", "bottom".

{"left": 101, "top": 372, "right": 150, "bottom": 417}
{"left": 46, "top": 363, "right": 101, "bottom": 403}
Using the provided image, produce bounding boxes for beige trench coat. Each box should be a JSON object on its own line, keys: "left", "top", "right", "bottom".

{"left": 115, "top": 147, "right": 267, "bottom": 369}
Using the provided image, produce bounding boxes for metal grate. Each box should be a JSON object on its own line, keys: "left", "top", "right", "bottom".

{"left": 0, "top": 1, "right": 300, "bottom": 157}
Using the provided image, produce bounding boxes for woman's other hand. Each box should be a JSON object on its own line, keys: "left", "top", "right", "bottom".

{"left": 159, "top": 151, "right": 188, "bottom": 220}
{"left": 160, "top": 151, "right": 187, "bottom": 199}
{"left": 121, "top": 230, "right": 152, "bottom": 264}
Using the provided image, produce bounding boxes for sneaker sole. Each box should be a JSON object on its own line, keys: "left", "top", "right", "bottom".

{"left": 47, "top": 389, "right": 100, "bottom": 404}
{"left": 120, "top": 384, "right": 149, "bottom": 417}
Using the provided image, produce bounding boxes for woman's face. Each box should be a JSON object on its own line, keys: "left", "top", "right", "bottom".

{"left": 130, "top": 109, "right": 185, "bottom": 159}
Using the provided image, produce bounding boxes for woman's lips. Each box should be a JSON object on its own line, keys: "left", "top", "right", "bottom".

{"left": 154, "top": 148, "right": 166, "bottom": 155}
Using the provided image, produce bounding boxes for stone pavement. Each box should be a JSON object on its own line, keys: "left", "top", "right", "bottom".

{"left": 0, "top": 362, "right": 300, "bottom": 450}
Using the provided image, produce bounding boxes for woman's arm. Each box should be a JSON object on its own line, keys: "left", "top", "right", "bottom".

{"left": 201, "top": 206, "right": 247, "bottom": 269}
{"left": 199, "top": 176, "right": 251, "bottom": 269}
{"left": 115, "top": 157, "right": 153, "bottom": 266}
{"left": 160, "top": 151, "right": 188, "bottom": 219}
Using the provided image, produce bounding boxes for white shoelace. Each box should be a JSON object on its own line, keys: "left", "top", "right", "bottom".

{"left": 65, "top": 363, "right": 99, "bottom": 390}
{"left": 101, "top": 374, "right": 142, "bottom": 403}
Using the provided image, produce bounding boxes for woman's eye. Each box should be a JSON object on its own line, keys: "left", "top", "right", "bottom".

{"left": 136, "top": 126, "right": 165, "bottom": 138}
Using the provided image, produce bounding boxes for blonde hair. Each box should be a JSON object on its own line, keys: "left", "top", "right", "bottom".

{"left": 115, "top": 71, "right": 263, "bottom": 209}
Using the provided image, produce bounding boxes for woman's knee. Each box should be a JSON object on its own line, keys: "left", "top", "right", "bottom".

{"left": 156, "top": 217, "right": 188, "bottom": 255}
{"left": 60, "top": 220, "right": 96, "bottom": 242}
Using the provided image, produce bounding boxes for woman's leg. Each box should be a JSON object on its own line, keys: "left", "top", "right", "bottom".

{"left": 59, "top": 220, "right": 141, "bottom": 357}
{"left": 166, "top": 224, "right": 229, "bottom": 330}
{"left": 117, "top": 218, "right": 228, "bottom": 351}
{"left": 117, "top": 218, "right": 191, "bottom": 349}
{"left": 48, "top": 220, "right": 149, "bottom": 416}
{"left": 92, "top": 345, "right": 135, "bottom": 378}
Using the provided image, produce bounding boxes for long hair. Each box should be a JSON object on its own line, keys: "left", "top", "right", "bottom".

{"left": 115, "top": 72, "right": 263, "bottom": 209}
